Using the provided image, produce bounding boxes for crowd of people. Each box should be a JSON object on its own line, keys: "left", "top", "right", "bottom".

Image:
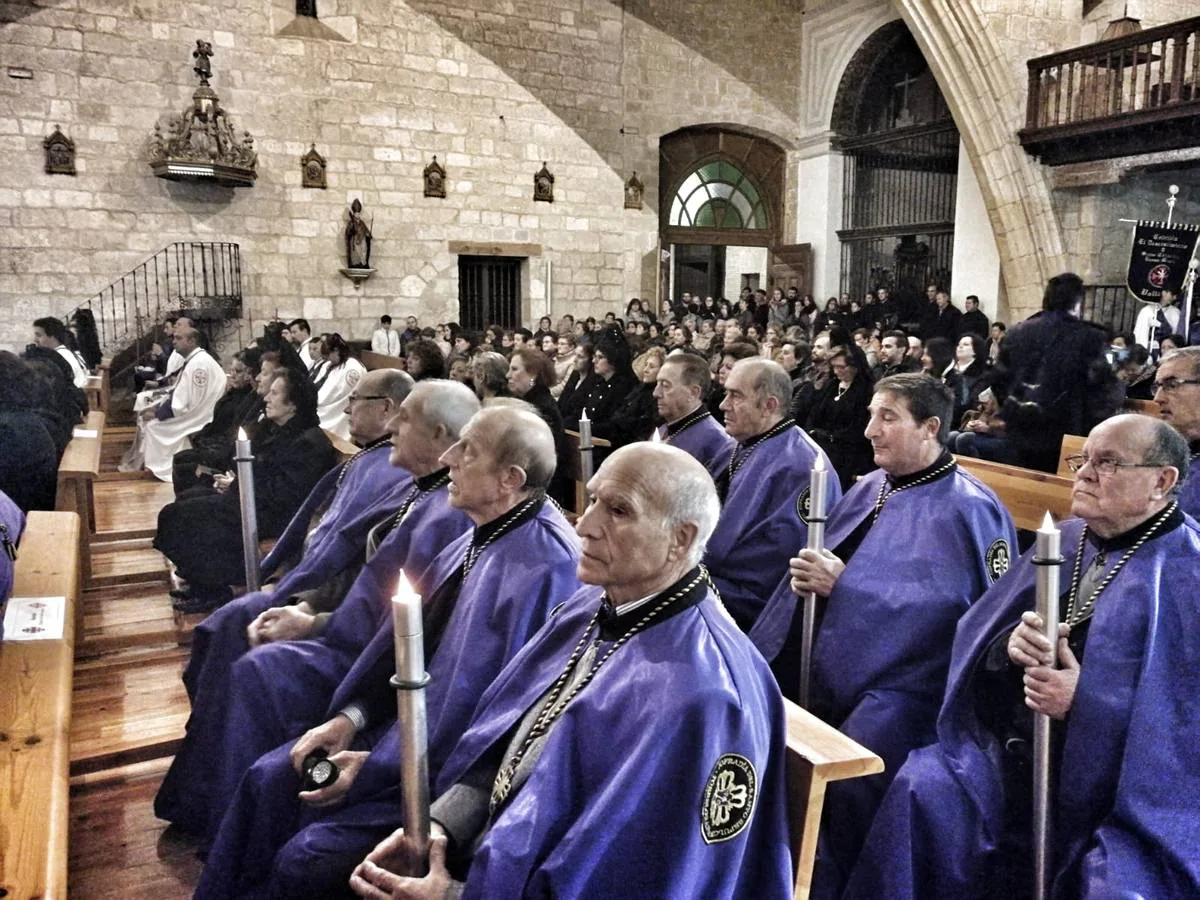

{"left": 2, "top": 271, "right": 1199, "bottom": 898}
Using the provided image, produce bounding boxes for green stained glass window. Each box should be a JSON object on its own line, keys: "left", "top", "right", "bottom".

{"left": 669, "top": 159, "right": 767, "bottom": 230}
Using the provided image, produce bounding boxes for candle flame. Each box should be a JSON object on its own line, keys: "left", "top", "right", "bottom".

{"left": 395, "top": 570, "right": 418, "bottom": 601}
{"left": 237, "top": 426, "right": 248, "bottom": 442}
{"left": 650, "top": 427, "right": 662, "bottom": 442}
{"left": 1039, "top": 510, "right": 1055, "bottom": 531}
{"left": 579, "top": 410, "right": 590, "bottom": 424}
{"left": 813, "top": 454, "right": 826, "bottom": 471}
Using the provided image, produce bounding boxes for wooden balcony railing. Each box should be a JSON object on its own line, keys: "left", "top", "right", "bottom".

{"left": 1019, "top": 15, "right": 1200, "bottom": 165}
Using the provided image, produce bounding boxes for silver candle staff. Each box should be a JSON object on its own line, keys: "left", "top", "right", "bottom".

{"left": 1032, "top": 511, "right": 1063, "bottom": 900}
{"left": 234, "top": 427, "right": 262, "bottom": 592}
{"left": 391, "top": 572, "right": 431, "bottom": 872}
{"left": 798, "top": 454, "right": 830, "bottom": 709}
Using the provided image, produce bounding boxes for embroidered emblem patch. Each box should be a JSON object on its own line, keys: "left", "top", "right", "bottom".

{"left": 346, "top": 369, "right": 362, "bottom": 388}
{"left": 796, "top": 487, "right": 811, "bottom": 524}
{"left": 986, "top": 539, "right": 1011, "bottom": 583}
{"left": 192, "top": 369, "right": 209, "bottom": 387}
{"left": 701, "top": 753, "right": 757, "bottom": 844}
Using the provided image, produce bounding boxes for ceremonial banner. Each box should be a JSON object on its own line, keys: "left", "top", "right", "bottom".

{"left": 1126, "top": 221, "right": 1200, "bottom": 302}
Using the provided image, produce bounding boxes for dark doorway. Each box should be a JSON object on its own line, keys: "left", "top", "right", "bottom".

{"left": 673, "top": 245, "right": 726, "bottom": 303}
{"left": 458, "top": 256, "right": 521, "bottom": 330}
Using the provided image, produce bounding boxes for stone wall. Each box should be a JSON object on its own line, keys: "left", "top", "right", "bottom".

{"left": 0, "top": 0, "right": 802, "bottom": 352}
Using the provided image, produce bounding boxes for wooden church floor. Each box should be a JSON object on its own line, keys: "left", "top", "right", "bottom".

{"left": 68, "top": 433, "right": 204, "bottom": 898}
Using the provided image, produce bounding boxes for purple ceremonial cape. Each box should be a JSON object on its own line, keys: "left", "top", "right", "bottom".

{"left": 259, "top": 443, "right": 411, "bottom": 593}
{"left": 0, "top": 489, "right": 24, "bottom": 618}
{"left": 705, "top": 425, "right": 840, "bottom": 631}
{"left": 752, "top": 466, "right": 1015, "bottom": 897}
{"left": 328, "top": 502, "right": 581, "bottom": 767}
{"left": 846, "top": 515, "right": 1200, "bottom": 900}
{"left": 1180, "top": 463, "right": 1200, "bottom": 519}
{"left": 155, "top": 481, "right": 469, "bottom": 836}
{"left": 657, "top": 411, "right": 735, "bottom": 481}
{"left": 435, "top": 583, "right": 793, "bottom": 899}
{"left": 193, "top": 503, "right": 580, "bottom": 900}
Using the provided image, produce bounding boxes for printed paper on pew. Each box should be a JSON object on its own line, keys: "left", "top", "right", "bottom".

{"left": 3, "top": 596, "right": 67, "bottom": 641}
{"left": 73, "top": 428, "right": 99, "bottom": 438}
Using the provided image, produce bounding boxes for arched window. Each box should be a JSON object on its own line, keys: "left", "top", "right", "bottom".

{"left": 669, "top": 160, "right": 769, "bottom": 231}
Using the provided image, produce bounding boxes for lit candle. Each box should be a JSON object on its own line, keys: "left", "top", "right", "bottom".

{"left": 390, "top": 570, "right": 431, "bottom": 865}
{"left": 578, "top": 409, "right": 592, "bottom": 450}
{"left": 234, "top": 425, "right": 261, "bottom": 590}
{"left": 650, "top": 425, "right": 662, "bottom": 442}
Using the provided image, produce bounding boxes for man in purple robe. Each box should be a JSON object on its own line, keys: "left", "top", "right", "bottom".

{"left": 652, "top": 350, "right": 734, "bottom": 479}
{"left": 155, "top": 376, "right": 467, "bottom": 837}
{"left": 848, "top": 414, "right": 1200, "bottom": 899}
{"left": 1154, "top": 345, "right": 1200, "bottom": 518}
{"left": 195, "top": 402, "right": 582, "bottom": 899}
{"left": 348, "top": 443, "right": 793, "bottom": 900}
{"left": 706, "top": 357, "right": 841, "bottom": 632}
{"left": 750, "top": 373, "right": 1017, "bottom": 899}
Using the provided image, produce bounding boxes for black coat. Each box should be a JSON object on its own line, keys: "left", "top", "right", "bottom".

{"left": 993, "top": 310, "right": 1121, "bottom": 471}
{"left": 0, "top": 408, "right": 59, "bottom": 513}
{"left": 805, "top": 376, "right": 875, "bottom": 489}
{"left": 563, "top": 371, "right": 637, "bottom": 433}
{"left": 154, "top": 419, "right": 337, "bottom": 588}
{"left": 596, "top": 382, "right": 658, "bottom": 447}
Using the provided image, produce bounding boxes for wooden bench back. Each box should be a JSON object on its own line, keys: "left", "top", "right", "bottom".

{"left": 322, "top": 428, "right": 361, "bottom": 463}
{"left": 360, "top": 350, "right": 406, "bottom": 372}
{"left": 56, "top": 410, "right": 106, "bottom": 587}
{"left": 562, "top": 430, "right": 612, "bottom": 517}
{"left": 783, "top": 698, "right": 884, "bottom": 899}
{"left": 1123, "top": 397, "right": 1160, "bottom": 416}
{"left": 955, "top": 455, "right": 1074, "bottom": 530}
{"left": 0, "top": 510, "right": 81, "bottom": 900}
{"left": 1056, "top": 434, "right": 1087, "bottom": 478}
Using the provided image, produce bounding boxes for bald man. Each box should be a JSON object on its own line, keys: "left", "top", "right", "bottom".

{"left": 1154, "top": 345, "right": 1200, "bottom": 517}
{"left": 346, "top": 444, "right": 792, "bottom": 898}
{"left": 850, "top": 415, "right": 1200, "bottom": 899}
{"left": 197, "top": 402, "right": 583, "bottom": 899}
{"left": 706, "top": 358, "right": 841, "bottom": 632}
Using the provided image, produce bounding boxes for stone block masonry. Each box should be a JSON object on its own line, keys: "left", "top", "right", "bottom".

{"left": 0, "top": 0, "right": 802, "bottom": 350}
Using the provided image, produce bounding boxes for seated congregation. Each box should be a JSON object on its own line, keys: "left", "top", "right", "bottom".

{"left": 12, "top": 270, "right": 1199, "bottom": 899}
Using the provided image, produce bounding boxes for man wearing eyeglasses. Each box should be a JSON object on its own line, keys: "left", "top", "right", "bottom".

{"left": 848, "top": 413, "right": 1200, "bottom": 900}
{"left": 1154, "top": 345, "right": 1200, "bottom": 517}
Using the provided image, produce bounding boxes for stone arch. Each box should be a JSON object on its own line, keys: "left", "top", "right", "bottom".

{"left": 828, "top": 20, "right": 914, "bottom": 138}
{"left": 891, "top": 0, "right": 1066, "bottom": 315}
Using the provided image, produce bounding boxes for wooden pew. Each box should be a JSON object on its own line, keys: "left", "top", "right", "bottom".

{"left": 82, "top": 358, "right": 112, "bottom": 414}
{"left": 1056, "top": 434, "right": 1086, "bottom": 478}
{"left": 56, "top": 410, "right": 106, "bottom": 587}
{"left": 562, "top": 430, "right": 613, "bottom": 517}
{"left": 784, "top": 698, "right": 884, "bottom": 899}
{"left": 955, "top": 455, "right": 1074, "bottom": 530}
{"left": 323, "top": 428, "right": 361, "bottom": 463}
{"left": 0, "top": 510, "right": 81, "bottom": 900}
{"left": 1123, "top": 397, "right": 1160, "bottom": 416}
{"left": 360, "top": 350, "right": 406, "bottom": 372}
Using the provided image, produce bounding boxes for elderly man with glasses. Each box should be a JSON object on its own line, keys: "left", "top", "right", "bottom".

{"left": 1154, "top": 345, "right": 1200, "bottom": 517}
{"left": 847, "top": 413, "right": 1200, "bottom": 900}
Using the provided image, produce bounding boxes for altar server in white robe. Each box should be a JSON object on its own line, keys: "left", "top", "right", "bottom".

{"left": 315, "top": 333, "right": 367, "bottom": 441}
{"left": 141, "top": 326, "right": 228, "bottom": 482}
{"left": 132, "top": 316, "right": 191, "bottom": 414}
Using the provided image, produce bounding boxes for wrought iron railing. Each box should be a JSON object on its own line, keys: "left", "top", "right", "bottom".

{"left": 1082, "top": 283, "right": 1141, "bottom": 335}
{"left": 1024, "top": 16, "right": 1200, "bottom": 132}
{"left": 72, "top": 242, "right": 243, "bottom": 355}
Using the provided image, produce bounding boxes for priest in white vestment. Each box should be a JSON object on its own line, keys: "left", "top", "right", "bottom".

{"left": 314, "top": 334, "right": 367, "bottom": 440}
{"left": 140, "top": 327, "right": 228, "bottom": 481}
